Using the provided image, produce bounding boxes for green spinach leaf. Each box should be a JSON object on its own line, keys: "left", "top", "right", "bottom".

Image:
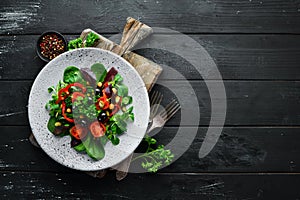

{"left": 74, "top": 143, "right": 86, "bottom": 152}
{"left": 83, "top": 135, "right": 105, "bottom": 160}
{"left": 63, "top": 66, "right": 83, "bottom": 84}
{"left": 117, "top": 84, "right": 128, "bottom": 97}
{"left": 47, "top": 117, "right": 57, "bottom": 133}
{"left": 91, "top": 63, "right": 107, "bottom": 82}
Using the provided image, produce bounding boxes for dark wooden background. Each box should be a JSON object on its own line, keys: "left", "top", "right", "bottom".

{"left": 1, "top": 0, "right": 300, "bottom": 199}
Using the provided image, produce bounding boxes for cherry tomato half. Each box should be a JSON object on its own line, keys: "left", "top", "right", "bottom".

{"left": 70, "top": 125, "right": 87, "bottom": 140}
{"left": 89, "top": 121, "right": 106, "bottom": 138}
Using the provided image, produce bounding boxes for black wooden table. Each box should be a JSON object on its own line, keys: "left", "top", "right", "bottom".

{"left": 1, "top": 0, "right": 300, "bottom": 199}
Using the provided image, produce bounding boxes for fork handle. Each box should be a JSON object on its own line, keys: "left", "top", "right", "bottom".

{"left": 147, "top": 124, "right": 156, "bottom": 135}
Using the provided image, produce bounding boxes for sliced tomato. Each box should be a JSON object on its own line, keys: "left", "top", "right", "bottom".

{"left": 70, "top": 125, "right": 87, "bottom": 140}
{"left": 89, "top": 121, "right": 106, "bottom": 138}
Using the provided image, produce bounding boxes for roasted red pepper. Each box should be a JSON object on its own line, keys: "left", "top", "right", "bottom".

{"left": 56, "top": 83, "right": 86, "bottom": 104}
{"left": 56, "top": 88, "right": 69, "bottom": 104}
{"left": 65, "top": 83, "right": 86, "bottom": 93}
{"left": 62, "top": 101, "right": 74, "bottom": 123}
{"left": 95, "top": 96, "right": 109, "bottom": 110}
{"left": 71, "top": 92, "right": 85, "bottom": 102}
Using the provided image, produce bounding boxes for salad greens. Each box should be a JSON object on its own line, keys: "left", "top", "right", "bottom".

{"left": 67, "top": 38, "right": 83, "bottom": 50}
{"left": 45, "top": 63, "right": 134, "bottom": 160}
{"left": 63, "top": 66, "right": 84, "bottom": 84}
{"left": 91, "top": 63, "right": 107, "bottom": 83}
{"left": 68, "top": 32, "right": 100, "bottom": 50}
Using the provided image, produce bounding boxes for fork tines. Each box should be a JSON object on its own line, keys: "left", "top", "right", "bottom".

{"left": 150, "top": 91, "right": 163, "bottom": 119}
{"left": 160, "top": 99, "right": 181, "bottom": 121}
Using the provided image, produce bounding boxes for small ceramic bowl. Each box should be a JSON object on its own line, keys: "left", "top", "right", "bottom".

{"left": 36, "top": 31, "right": 67, "bottom": 62}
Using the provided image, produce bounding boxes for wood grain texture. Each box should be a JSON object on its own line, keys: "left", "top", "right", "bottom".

{"left": 0, "top": 172, "right": 300, "bottom": 199}
{"left": 0, "top": 126, "right": 299, "bottom": 173}
{"left": 1, "top": 34, "right": 300, "bottom": 80}
{"left": 0, "top": 80, "right": 299, "bottom": 126}
{"left": 0, "top": 0, "right": 300, "bottom": 34}
{"left": 80, "top": 29, "right": 162, "bottom": 91}
{"left": 1, "top": 0, "right": 300, "bottom": 196}
{"left": 120, "top": 17, "right": 153, "bottom": 52}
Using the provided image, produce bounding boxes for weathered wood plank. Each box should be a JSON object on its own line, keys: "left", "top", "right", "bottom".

{"left": 0, "top": 80, "right": 299, "bottom": 126}
{"left": 0, "top": 0, "right": 300, "bottom": 34}
{"left": 137, "top": 34, "right": 300, "bottom": 80}
{"left": 80, "top": 29, "right": 162, "bottom": 91}
{"left": 0, "top": 172, "right": 299, "bottom": 199}
{"left": 1, "top": 126, "right": 299, "bottom": 173}
{"left": 1, "top": 35, "right": 300, "bottom": 80}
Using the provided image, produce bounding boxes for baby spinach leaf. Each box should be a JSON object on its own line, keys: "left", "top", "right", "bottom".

{"left": 91, "top": 63, "right": 107, "bottom": 82}
{"left": 74, "top": 143, "right": 86, "bottom": 152}
{"left": 84, "top": 135, "right": 105, "bottom": 160}
{"left": 117, "top": 84, "right": 128, "bottom": 97}
{"left": 47, "top": 117, "right": 57, "bottom": 133}
{"left": 100, "top": 136, "right": 109, "bottom": 145}
{"left": 63, "top": 66, "right": 83, "bottom": 84}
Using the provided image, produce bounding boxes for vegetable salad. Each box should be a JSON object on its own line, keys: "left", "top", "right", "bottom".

{"left": 45, "top": 63, "right": 134, "bottom": 160}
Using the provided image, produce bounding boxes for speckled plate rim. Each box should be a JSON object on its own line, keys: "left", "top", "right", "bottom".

{"left": 28, "top": 48, "right": 150, "bottom": 171}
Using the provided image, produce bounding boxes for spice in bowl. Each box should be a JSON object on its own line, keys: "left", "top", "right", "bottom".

{"left": 37, "top": 31, "right": 67, "bottom": 62}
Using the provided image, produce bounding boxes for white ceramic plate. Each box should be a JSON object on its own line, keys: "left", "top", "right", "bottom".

{"left": 28, "top": 48, "right": 150, "bottom": 171}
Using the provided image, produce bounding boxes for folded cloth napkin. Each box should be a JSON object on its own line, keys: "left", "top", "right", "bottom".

{"left": 29, "top": 17, "right": 162, "bottom": 180}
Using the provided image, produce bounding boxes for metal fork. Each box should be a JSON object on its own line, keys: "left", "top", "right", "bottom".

{"left": 149, "top": 91, "right": 163, "bottom": 124}
{"left": 116, "top": 90, "right": 163, "bottom": 180}
{"left": 147, "top": 99, "right": 181, "bottom": 135}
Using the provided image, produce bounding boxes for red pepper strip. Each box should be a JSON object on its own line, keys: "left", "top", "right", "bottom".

{"left": 62, "top": 101, "right": 74, "bottom": 123}
{"left": 65, "top": 83, "right": 86, "bottom": 93}
{"left": 110, "top": 104, "right": 120, "bottom": 116}
{"left": 71, "top": 92, "right": 85, "bottom": 102}
{"left": 102, "top": 101, "right": 110, "bottom": 110}
{"left": 56, "top": 83, "right": 86, "bottom": 104}
{"left": 56, "top": 88, "right": 69, "bottom": 104}
{"left": 95, "top": 97, "right": 109, "bottom": 110}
